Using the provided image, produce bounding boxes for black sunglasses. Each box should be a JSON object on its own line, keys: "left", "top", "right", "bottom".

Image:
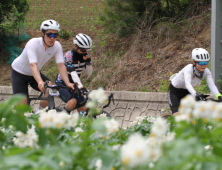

{"left": 77, "top": 46, "right": 90, "bottom": 52}
{"left": 45, "top": 32, "right": 58, "bottom": 38}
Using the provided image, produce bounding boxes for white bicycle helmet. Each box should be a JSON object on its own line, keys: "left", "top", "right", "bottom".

{"left": 40, "top": 19, "right": 60, "bottom": 32}
{"left": 192, "top": 48, "right": 210, "bottom": 62}
{"left": 73, "top": 33, "right": 92, "bottom": 49}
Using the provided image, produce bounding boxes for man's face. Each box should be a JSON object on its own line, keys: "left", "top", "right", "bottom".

{"left": 43, "top": 30, "right": 58, "bottom": 46}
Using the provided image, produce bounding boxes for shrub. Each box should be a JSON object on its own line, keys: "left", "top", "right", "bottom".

{"left": 99, "top": 0, "right": 210, "bottom": 37}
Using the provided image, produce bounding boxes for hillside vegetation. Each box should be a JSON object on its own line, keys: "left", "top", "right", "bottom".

{"left": 0, "top": 0, "right": 212, "bottom": 93}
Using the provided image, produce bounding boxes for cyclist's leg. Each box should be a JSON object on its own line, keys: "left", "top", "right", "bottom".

{"left": 29, "top": 72, "right": 51, "bottom": 108}
{"left": 55, "top": 81, "right": 77, "bottom": 114}
{"left": 167, "top": 83, "right": 190, "bottom": 114}
{"left": 11, "top": 69, "right": 31, "bottom": 104}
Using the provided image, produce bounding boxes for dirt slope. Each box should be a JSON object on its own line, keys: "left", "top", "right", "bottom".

{"left": 0, "top": 4, "right": 211, "bottom": 92}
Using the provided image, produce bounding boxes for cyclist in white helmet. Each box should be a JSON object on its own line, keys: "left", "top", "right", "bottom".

{"left": 167, "top": 48, "right": 222, "bottom": 114}
{"left": 11, "top": 19, "right": 74, "bottom": 110}
{"left": 55, "top": 33, "right": 93, "bottom": 114}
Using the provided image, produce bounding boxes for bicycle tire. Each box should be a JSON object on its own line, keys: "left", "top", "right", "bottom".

{"left": 54, "top": 107, "right": 69, "bottom": 114}
{"left": 161, "top": 113, "right": 173, "bottom": 119}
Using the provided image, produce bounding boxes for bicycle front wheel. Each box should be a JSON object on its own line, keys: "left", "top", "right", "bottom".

{"left": 93, "top": 110, "right": 112, "bottom": 119}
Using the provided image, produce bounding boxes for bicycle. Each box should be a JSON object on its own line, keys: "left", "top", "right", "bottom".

{"left": 161, "top": 94, "right": 222, "bottom": 119}
{"left": 28, "top": 80, "right": 114, "bottom": 118}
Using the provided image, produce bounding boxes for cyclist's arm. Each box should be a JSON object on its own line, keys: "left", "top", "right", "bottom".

{"left": 184, "top": 71, "right": 196, "bottom": 96}
{"left": 70, "top": 71, "right": 83, "bottom": 88}
{"left": 85, "top": 65, "right": 92, "bottom": 77}
{"left": 30, "top": 62, "right": 44, "bottom": 92}
{"left": 205, "top": 69, "right": 220, "bottom": 96}
{"left": 57, "top": 63, "right": 74, "bottom": 90}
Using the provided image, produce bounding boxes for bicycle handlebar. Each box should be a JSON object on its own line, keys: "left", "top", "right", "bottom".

{"left": 28, "top": 80, "right": 115, "bottom": 109}
{"left": 197, "top": 94, "right": 221, "bottom": 102}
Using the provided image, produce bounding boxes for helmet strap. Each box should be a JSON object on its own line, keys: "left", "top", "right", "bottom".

{"left": 42, "top": 34, "right": 54, "bottom": 48}
{"left": 193, "top": 65, "right": 204, "bottom": 79}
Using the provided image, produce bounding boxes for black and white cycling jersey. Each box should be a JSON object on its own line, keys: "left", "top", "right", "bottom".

{"left": 56, "top": 49, "right": 92, "bottom": 88}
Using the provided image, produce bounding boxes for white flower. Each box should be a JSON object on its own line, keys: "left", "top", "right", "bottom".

{"left": 147, "top": 116, "right": 156, "bottom": 123}
{"left": 24, "top": 112, "right": 32, "bottom": 117}
{"left": 121, "top": 133, "right": 149, "bottom": 168}
{"left": 136, "top": 116, "right": 145, "bottom": 123}
{"left": 204, "top": 145, "right": 212, "bottom": 150}
{"left": 59, "top": 161, "right": 65, "bottom": 167}
{"left": 0, "top": 128, "right": 5, "bottom": 133}
{"left": 212, "top": 103, "right": 222, "bottom": 119}
{"left": 207, "top": 125, "right": 213, "bottom": 130}
{"left": 13, "top": 125, "right": 38, "bottom": 148}
{"left": 112, "top": 144, "right": 120, "bottom": 151}
{"left": 130, "top": 121, "right": 138, "bottom": 126}
{"left": 38, "top": 110, "right": 78, "bottom": 129}
{"left": 75, "top": 127, "right": 84, "bottom": 133}
{"left": 193, "top": 101, "right": 216, "bottom": 118}
{"left": 88, "top": 87, "right": 108, "bottom": 104}
{"left": 86, "top": 101, "right": 97, "bottom": 109}
{"left": 146, "top": 137, "right": 162, "bottom": 162}
{"left": 151, "top": 117, "right": 169, "bottom": 137}
{"left": 179, "top": 95, "right": 196, "bottom": 115}
{"left": 149, "top": 162, "right": 155, "bottom": 168}
{"left": 9, "top": 125, "right": 13, "bottom": 129}
{"left": 2, "top": 146, "right": 6, "bottom": 150}
{"left": 1, "top": 118, "right": 6, "bottom": 122}
{"left": 104, "top": 119, "right": 119, "bottom": 135}
{"left": 95, "top": 159, "right": 102, "bottom": 170}
{"left": 164, "top": 132, "right": 176, "bottom": 142}
{"left": 96, "top": 113, "right": 108, "bottom": 119}
{"left": 66, "top": 112, "right": 79, "bottom": 129}
{"left": 175, "top": 113, "right": 191, "bottom": 122}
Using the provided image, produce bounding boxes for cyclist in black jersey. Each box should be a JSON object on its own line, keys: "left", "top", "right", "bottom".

{"left": 55, "top": 33, "right": 93, "bottom": 114}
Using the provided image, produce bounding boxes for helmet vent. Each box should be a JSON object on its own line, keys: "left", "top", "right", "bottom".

{"left": 44, "top": 24, "right": 49, "bottom": 27}
{"left": 200, "top": 54, "right": 203, "bottom": 59}
{"left": 50, "top": 20, "right": 53, "bottom": 24}
{"left": 196, "top": 55, "right": 199, "bottom": 59}
{"left": 204, "top": 54, "right": 206, "bottom": 59}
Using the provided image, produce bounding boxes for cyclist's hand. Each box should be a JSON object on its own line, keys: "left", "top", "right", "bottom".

{"left": 218, "top": 96, "right": 222, "bottom": 101}
{"left": 66, "top": 82, "right": 75, "bottom": 90}
{"left": 38, "top": 81, "right": 45, "bottom": 92}
{"left": 80, "top": 87, "right": 88, "bottom": 95}
{"left": 83, "top": 54, "right": 90, "bottom": 60}
{"left": 195, "top": 93, "right": 204, "bottom": 101}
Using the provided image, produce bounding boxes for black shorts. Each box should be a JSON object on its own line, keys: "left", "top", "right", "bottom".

{"left": 11, "top": 69, "right": 49, "bottom": 98}
{"left": 55, "top": 80, "right": 84, "bottom": 105}
{"left": 167, "top": 83, "right": 190, "bottom": 114}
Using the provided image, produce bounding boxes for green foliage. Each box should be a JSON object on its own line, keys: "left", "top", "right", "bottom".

{"left": 2, "top": 96, "right": 222, "bottom": 169}
{"left": 195, "top": 79, "right": 210, "bottom": 94}
{"left": 0, "top": 0, "right": 29, "bottom": 34}
{"left": 141, "top": 85, "right": 152, "bottom": 92}
{"left": 58, "top": 29, "right": 74, "bottom": 40}
{"left": 99, "top": 0, "right": 210, "bottom": 37}
{"left": 158, "top": 79, "right": 169, "bottom": 92}
{"left": 146, "top": 53, "right": 153, "bottom": 59}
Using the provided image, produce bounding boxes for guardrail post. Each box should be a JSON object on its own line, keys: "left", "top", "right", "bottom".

{"left": 211, "top": 0, "right": 222, "bottom": 90}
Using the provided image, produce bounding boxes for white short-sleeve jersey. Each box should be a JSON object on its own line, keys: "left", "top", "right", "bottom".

{"left": 11, "top": 37, "right": 64, "bottom": 76}
{"left": 171, "top": 64, "right": 219, "bottom": 96}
